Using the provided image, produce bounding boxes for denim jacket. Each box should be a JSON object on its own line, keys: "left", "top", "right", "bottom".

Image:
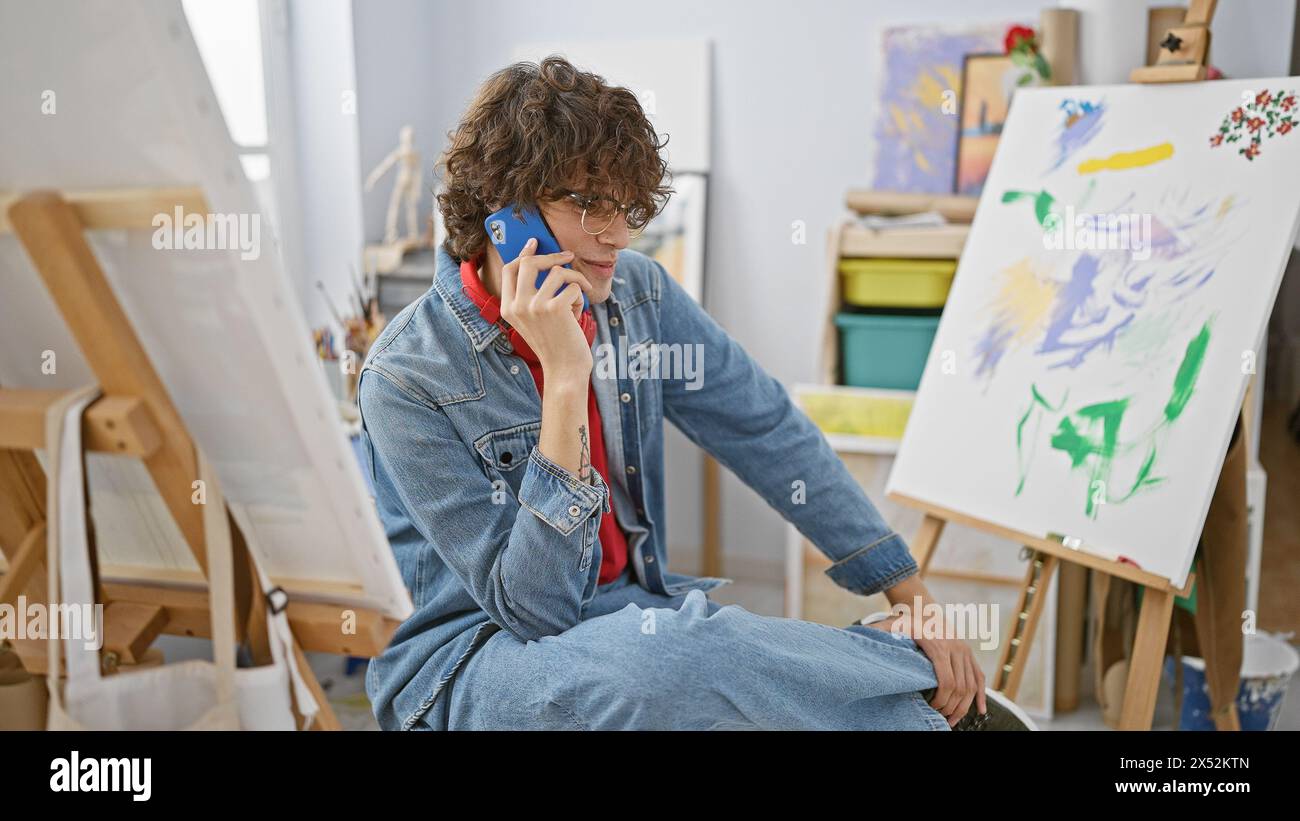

{"left": 356, "top": 243, "right": 919, "bottom": 730}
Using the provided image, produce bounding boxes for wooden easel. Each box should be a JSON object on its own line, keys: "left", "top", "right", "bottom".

{"left": 889, "top": 493, "right": 1196, "bottom": 730}
{"left": 891, "top": 0, "right": 1232, "bottom": 731}
{"left": 0, "top": 188, "right": 402, "bottom": 730}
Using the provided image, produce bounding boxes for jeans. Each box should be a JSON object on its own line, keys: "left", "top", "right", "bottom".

{"left": 433, "top": 570, "right": 949, "bottom": 730}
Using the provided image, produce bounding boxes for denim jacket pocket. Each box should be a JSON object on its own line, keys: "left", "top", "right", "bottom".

{"left": 474, "top": 422, "right": 542, "bottom": 508}
{"left": 475, "top": 421, "right": 541, "bottom": 471}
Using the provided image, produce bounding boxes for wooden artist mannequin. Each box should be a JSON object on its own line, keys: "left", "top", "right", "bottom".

{"left": 365, "top": 125, "right": 422, "bottom": 247}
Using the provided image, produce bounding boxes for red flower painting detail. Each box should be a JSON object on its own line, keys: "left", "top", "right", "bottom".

{"left": 1211, "top": 88, "right": 1299, "bottom": 160}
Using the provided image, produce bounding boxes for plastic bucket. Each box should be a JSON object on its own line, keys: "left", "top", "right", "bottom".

{"left": 1163, "top": 633, "right": 1299, "bottom": 730}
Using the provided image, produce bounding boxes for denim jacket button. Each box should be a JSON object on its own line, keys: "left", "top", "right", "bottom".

{"left": 609, "top": 316, "right": 620, "bottom": 326}
{"left": 625, "top": 465, "right": 637, "bottom": 475}
{"left": 620, "top": 392, "right": 631, "bottom": 403}
{"left": 510, "top": 364, "right": 520, "bottom": 375}
{"left": 645, "top": 554, "right": 655, "bottom": 564}
{"left": 568, "top": 504, "right": 581, "bottom": 517}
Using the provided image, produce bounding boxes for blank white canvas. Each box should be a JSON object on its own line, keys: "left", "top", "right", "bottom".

{"left": 0, "top": 0, "right": 411, "bottom": 619}
{"left": 888, "top": 78, "right": 1300, "bottom": 587}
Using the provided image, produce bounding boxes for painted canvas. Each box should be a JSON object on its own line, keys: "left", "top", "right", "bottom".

{"left": 871, "top": 23, "right": 1016, "bottom": 193}
{"left": 887, "top": 79, "right": 1300, "bottom": 586}
{"left": 955, "top": 53, "right": 1024, "bottom": 197}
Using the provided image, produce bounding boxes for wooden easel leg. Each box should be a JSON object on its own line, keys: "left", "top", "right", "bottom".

{"left": 0, "top": 522, "right": 45, "bottom": 611}
{"left": 1118, "top": 585, "right": 1175, "bottom": 730}
{"left": 911, "top": 514, "right": 946, "bottom": 576}
{"left": 0, "top": 447, "right": 52, "bottom": 666}
{"left": 995, "top": 551, "right": 1058, "bottom": 700}
{"left": 0, "top": 446, "right": 47, "bottom": 563}
{"left": 291, "top": 638, "right": 341, "bottom": 731}
{"left": 1053, "top": 561, "right": 1088, "bottom": 713}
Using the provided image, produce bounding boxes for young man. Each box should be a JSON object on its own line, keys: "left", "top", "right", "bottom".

{"left": 358, "top": 56, "right": 1022, "bottom": 730}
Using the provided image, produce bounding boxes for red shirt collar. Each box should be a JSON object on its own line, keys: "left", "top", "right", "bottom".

{"left": 459, "top": 255, "right": 597, "bottom": 362}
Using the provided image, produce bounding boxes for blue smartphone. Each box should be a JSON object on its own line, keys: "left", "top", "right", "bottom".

{"left": 483, "top": 204, "right": 589, "bottom": 311}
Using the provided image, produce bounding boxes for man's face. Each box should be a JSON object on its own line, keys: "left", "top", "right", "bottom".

{"left": 537, "top": 189, "right": 632, "bottom": 305}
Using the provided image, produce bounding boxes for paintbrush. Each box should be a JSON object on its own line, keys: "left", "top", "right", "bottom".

{"left": 315, "top": 281, "right": 348, "bottom": 327}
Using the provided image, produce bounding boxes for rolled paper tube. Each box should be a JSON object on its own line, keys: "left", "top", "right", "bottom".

{"left": 1039, "top": 8, "right": 1079, "bottom": 86}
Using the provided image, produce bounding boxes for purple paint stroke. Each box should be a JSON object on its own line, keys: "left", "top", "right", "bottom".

{"left": 1112, "top": 291, "right": 1142, "bottom": 310}
{"left": 973, "top": 323, "right": 1015, "bottom": 378}
{"left": 1036, "top": 254, "right": 1135, "bottom": 369}
{"left": 971, "top": 192, "right": 1240, "bottom": 380}
{"left": 1049, "top": 100, "right": 1106, "bottom": 172}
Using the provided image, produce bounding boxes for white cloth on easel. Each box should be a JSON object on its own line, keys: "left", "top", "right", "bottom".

{"left": 44, "top": 385, "right": 312, "bottom": 730}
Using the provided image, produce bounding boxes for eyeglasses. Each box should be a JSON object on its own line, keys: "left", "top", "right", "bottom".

{"left": 554, "top": 188, "right": 646, "bottom": 238}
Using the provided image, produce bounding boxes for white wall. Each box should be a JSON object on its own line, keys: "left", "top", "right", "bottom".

{"left": 352, "top": 0, "right": 444, "bottom": 244}
{"left": 318, "top": 0, "right": 1295, "bottom": 572}
{"left": 286, "top": 0, "right": 365, "bottom": 328}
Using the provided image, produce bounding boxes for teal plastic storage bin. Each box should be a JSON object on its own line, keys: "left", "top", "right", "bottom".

{"left": 835, "top": 312, "right": 939, "bottom": 390}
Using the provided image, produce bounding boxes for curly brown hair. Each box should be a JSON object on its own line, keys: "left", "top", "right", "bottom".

{"left": 436, "top": 55, "right": 673, "bottom": 262}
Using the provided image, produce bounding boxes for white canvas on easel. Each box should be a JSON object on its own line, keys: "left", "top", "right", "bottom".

{"left": 888, "top": 78, "right": 1300, "bottom": 588}
{"left": 0, "top": 0, "right": 411, "bottom": 620}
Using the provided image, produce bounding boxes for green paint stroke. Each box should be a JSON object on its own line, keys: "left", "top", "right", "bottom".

{"left": 1049, "top": 399, "right": 1128, "bottom": 516}
{"left": 1015, "top": 383, "right": 1068, "bottom": 495}
{"left": 1164, "top": 321, "right": 1211, "bottom": 422}
{"left": 1014, "top": 321, "right": 1212, "bottom": 518}
{"left": 1001, "top": 188, "right": 1058, "bottom": 229}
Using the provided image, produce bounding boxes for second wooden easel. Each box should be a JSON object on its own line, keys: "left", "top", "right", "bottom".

{"left": 0, "top": 188, "right": 403, "bottom": 730}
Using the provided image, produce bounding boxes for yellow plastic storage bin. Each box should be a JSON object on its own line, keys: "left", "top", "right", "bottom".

{"left": 839, "top": 258, "right": 957, "bottom": 309}
{"left": 794, "top": 386, "right": 914, "bottom": 440}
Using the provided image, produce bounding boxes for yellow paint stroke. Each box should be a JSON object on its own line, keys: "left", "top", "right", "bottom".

{"left": 1216, "top": 194, "right": 1235, "bottom": 220}
{"left": 937, "top": 65, "right": 961, "bottom": 93}
{"left": 911, "top": 70, "right": 948, "bottom": 111}
{"left": 1077, "top": 142, "right": 1174, "bottom": 175}
{"left": 992, "top": 258, "right": 1057, "bottom": 345}
{"left": 913, "top": 148, "right": 932, "bottom": 173}
{"left": 889, "top": 103, "right": 911, "bottom": 136}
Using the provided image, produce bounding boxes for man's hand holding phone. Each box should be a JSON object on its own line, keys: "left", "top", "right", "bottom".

{"left": 499, "top": 237, "right": 595, "bottom": 383}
